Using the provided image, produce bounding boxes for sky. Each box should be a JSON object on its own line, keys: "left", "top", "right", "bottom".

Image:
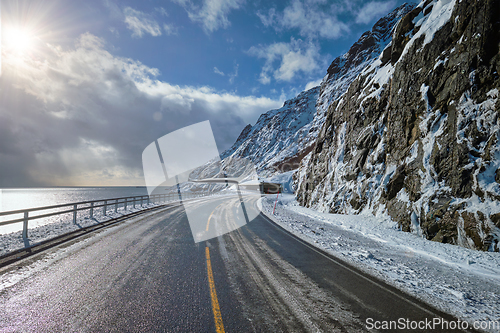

{"left": 0, "top": 0, "right": 409, "bottom": 187}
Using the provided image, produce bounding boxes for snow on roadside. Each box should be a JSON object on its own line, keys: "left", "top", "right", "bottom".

{"left": 261, "top": 194, "right": 500, "bottom": 331}
{"left": 0, "top": 191, "right": 238, "bottom": 257}
{"left": 0, "top": 203, "right": 165, "bottom": 257}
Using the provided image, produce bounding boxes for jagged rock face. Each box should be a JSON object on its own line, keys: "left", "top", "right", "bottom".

{"left": 297, "top": 0, "right": 500, "bottom": 251}
{"left": 326, "top": 3, "right": 415, "bottom": 78}
{"left": 319, "top": 3, "right": 416, "bottom": 113}
{"left": 220, "top": 86, "right": 320, "bottom": 177}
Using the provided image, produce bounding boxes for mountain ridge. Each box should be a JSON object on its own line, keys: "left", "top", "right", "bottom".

{"left": 220, "top": 3, "right": 416, "bottom": 179}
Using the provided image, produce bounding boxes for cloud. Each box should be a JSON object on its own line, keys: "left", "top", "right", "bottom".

{"left": 228, "top": 64, "right": 238, "bottom": 84}
{"left": 248, "top": 38, "right": 323, "bottom": 84}
{"left": 161, "top": 94, "right": 195, "bottom": 111}
{"left": 123, "top": 7, "right": 162, "bottom": 37}
{"left": 305, "top": 78, "right": 322, "bottom": 90}
{"left": 355, "top": 0, "right": 396, "bottom": 24}
{"left": 155, "top": 7, "right": 169, "bottom": 16}
{"left": 214, "top": 64, "right": 238, "bottom": 84}
{"left": 258, "top": 0, "right": 350, "bottom": 39}
{"left": 256, "top": 8, "right": 277, "bottom": 27}
{"left": 163, "top": 23, "right": 179, "bottom": 36}
{"left": 104, "top": 3, "right": 176, "bottom": 37}
{"left": 172, "top": 0, "right": 245, "bottom": 33}
{"left": 0, "top": 33, "right": 281, "bottom": 186}
{"left": 103, "top": 0, "right": 124, "bottom": 20}
{"left": 214, "top": 67, "right": 225, "bottom": 76}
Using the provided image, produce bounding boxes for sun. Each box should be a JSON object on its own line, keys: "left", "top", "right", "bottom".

{"left": 4, "top": 27, "right": 36, "bottom": 54}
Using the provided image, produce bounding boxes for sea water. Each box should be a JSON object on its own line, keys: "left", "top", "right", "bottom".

{"left": 0, "top": 187, "right": 149, "bottom": 234}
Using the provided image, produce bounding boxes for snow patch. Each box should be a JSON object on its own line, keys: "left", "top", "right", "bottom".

{"left": 400, "top": 0, "right": 457, "bottom": 63}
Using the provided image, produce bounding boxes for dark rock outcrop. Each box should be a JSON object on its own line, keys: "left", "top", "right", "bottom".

{"left": 320, "top": 3, "right": 416, "bottom": 110}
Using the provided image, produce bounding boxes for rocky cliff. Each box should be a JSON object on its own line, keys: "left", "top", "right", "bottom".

{"left": 296, "top": 0, "right": 500, "bottom": 251}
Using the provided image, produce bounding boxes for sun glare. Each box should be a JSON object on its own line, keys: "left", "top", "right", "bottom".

{"left": 4, "top": 27, "right": 36, "bottom": 54}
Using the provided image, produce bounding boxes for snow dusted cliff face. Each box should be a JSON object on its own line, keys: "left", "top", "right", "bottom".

{"left": 221, "top": 86, "right": 320, "bottom": 178}
{"left": 297, "top": 0, "right": 500, "bottom": 251}
{"left": 217, "top": 4, "right": 415, "bottom": 180}
{"left": 318, "top": 2, "right": 417, "bottom": 112}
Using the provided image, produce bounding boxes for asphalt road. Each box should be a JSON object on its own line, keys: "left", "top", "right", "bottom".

{"left": 0, "top": 194, "right": 474, "bottom": 332}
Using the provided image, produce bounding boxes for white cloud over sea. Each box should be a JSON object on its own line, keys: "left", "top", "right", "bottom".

{"left": 0, "top": 33, "right": 281, "bottom": 186}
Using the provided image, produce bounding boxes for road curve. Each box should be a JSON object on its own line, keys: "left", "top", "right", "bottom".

{"left": 0, "top": 195, "right": 474, "bottom": 332}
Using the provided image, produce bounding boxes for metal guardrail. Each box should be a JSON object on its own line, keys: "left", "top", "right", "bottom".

{"left": 0, "top": 185, "right": 256, "bottom": 240}
{"left": 0, "top": 193, "right": 190, "bottom": 239}
{"left": 0, "top": 203, "right": 179, "bottom": 268}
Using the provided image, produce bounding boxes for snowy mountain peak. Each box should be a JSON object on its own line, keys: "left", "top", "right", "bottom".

{"left": 221, "top": 86, "right": 320, "bottom": 176}
{"left": 326, "top": 3, "right": 416, "bottom": 79}
{"left": 319, "top": 3, "right": 416, "bottom": 112}
{"left": 217, "top": 4, "right": 416, "bottom": 182}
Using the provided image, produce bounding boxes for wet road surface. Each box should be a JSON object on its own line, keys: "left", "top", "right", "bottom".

{"left": 0, "top": 195, "right": 472, "bottom": 332}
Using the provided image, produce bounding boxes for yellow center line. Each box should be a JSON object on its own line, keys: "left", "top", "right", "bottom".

{"left": 206, "top": 203, "right": 223, "bottom": 232}
{"left": 205, "top": 247, "right": 225, "bottom": 333}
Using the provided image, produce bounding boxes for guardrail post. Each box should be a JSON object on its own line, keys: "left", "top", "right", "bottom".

{"left": 124, "top": 198, "right": 127, "bottom": 211}
{"left": 133, "top": 198, "right": 136, "bottom": 209}
{"left": 90, "top": 202, "right": 94, "bottom": 219}
{"left": 147, "top": 196, "right": 150, "bottom": 205}
{"left": 73, "top": 204, "right": 77, "bottom": 224}
{"left": 115, "top": 199, "right": 118, "bottom": 213}
{"left": 103, "top": 200, "right": 107, "bottom": 216}
{"left": 141, "top": 197, "right": 143, "bottom": 207}
{"left": 22, "top": 212, "right": 29, "bottom": 239}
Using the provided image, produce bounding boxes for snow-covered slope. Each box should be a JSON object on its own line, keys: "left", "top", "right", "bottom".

{"left": 297, "top": 0, "right": 500, "bottom": 251}
{"left": 317, "top": 2, "right": 416, "bottom": 112}
{"left": 221, "top": 86, "right": 320, "bottom": 177}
